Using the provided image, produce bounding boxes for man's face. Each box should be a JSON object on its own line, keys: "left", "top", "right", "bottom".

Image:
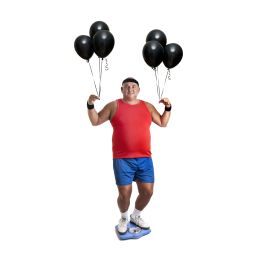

{"left": 121, "top": 82, "right": 140, "bottom": 99}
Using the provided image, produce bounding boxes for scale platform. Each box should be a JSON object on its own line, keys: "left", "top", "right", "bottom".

{"left": 115, "top": 222, "right": 151, "bottom": 240}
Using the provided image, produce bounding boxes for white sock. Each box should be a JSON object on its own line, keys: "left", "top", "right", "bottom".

{"left": 121, "top": 211, "right": 128, "bottom": 220}
{"left": 132, "top": 208, "right": 142, "bottom": 217}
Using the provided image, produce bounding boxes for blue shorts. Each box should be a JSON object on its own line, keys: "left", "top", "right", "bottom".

{"left": 113, "top": 157, "right": 154, "bottom": 186}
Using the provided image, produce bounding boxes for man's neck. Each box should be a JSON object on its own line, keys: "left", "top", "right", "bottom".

{"left": 122, "top": 98, "right": 140, "bottom": 105}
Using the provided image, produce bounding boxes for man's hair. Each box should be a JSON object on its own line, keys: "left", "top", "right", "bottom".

{"left": 122, "top": 77, "right": 139, "bottom": 86}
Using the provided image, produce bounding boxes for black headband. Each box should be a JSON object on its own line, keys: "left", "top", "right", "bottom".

{"left": 122, "top": 77, "right": 139, "bottom": 86}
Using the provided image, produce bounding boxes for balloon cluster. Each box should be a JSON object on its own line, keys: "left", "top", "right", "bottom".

{"left": 142, "top": 29, "right": 183, "bottom": 100}
{"left": 74, "top": 21, "right": 115, "bottom": 97}
{"left": 74, "top": 25, "right": 182, "bottom": 101}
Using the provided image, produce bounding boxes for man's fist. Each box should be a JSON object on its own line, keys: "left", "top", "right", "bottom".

{"left": 88, "top": 95, "right": 100, "bottom": 105}
{"left": 159, "top": 98, "right": 171, "bottom": 107}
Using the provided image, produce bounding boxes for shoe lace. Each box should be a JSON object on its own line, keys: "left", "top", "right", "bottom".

{"left": 119, "top": 217, "right": 128, "bottom": 226}
{"left": 135, "top": 215, "right": 145, "bottom": 225}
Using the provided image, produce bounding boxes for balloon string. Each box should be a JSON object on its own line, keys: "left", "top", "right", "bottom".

{"left": 157, "top": 67, "right": 161, "bottom": 101}
{"left": 87, "top": 60, "right": 99, "bottom": 96}
{"left": 105, "top": 58, "right": 109, "bottom": 71}
{"left": 155, "top": 67, "right": 161, "bottom": 101}
{"left": 168, "top": 69, "right": 171, "bottom": 80}
{"left": 154, "top": 68, "right": 158, "bottom": 99}
{"left": 161, "top": 69, "right": 169, "bottom": 100}
{"left": 157, "top": 67, "right": 160, "bottom": 100}
{"left": 98, "top": 58, "right": 103, "bottom": 97}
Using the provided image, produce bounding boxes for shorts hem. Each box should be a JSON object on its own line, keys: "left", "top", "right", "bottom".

{"left": 116, "top": 182, "right": 132, "bottom": 186}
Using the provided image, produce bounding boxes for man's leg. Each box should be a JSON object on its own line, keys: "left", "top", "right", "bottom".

{"left": 117, "top": 184, "right": 132, "bottom": 213}
{"left": 129, "top": 181, "right": 153, "bottom": 229}
{"left": 116, "top": 184, "right": 132, "bottom": 234}
{"left": 135, "top": 181, "right": 154, "bottom": 211}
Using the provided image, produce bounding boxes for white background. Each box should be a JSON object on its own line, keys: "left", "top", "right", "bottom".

{"left": 0, "top": 0, "right": 259, "bottom": 259}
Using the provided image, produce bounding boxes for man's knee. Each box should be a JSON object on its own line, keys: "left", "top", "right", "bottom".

{"left": 118, "top": 186, "right": 132, "bottom": 200}
{"left": 139, "top": 188, "right": 153, "bottom": 198}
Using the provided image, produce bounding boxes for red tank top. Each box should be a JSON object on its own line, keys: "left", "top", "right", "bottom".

{"left": 110, "top": 99, "right": 152, "bottom": 158}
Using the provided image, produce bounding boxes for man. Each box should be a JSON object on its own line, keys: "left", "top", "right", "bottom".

{"left": 87, "top": 77, "right": 171, "bottom": 234}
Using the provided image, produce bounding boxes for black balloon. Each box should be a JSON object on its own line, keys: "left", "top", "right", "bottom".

{"left": 163, "top": 43, "right": 183, "bottom": 69}
{"left": 93, "top": 30, "right": 115, "bottom": 58}
{"left": 74, "top": 35, "right": 94, "bottom": 60}
{"left": 146, "top": 29, "right": 167, "bottom": 47}
{"left": 89, "top": 21, "right": 109, "bottom": 38}
{"left": 142, "top": 40, "right": 164, "bottom": 68}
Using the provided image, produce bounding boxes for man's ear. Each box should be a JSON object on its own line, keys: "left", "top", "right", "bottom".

{"left": 121, "top": 87, "right": 123, "bottom": 93}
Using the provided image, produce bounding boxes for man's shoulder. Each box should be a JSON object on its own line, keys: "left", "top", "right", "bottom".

{"left": 106, "top": 100, "right": 118, "bottom": 120}
{"left": 143, "top": 101, "right": 155, "bottom": 113}
{"left": 105, "top": 100, "right": 118, "bottom": 115}
{"left": 143, "top": 100, "right": 151, "bottom": 105}
{"left": 105, "top": 100, "right": 117, "bottom": 107}
{"left": 143, "top": 101, "right": 154, "bottom": 108}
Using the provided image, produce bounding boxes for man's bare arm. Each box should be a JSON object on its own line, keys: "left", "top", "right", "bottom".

{"left": 145, "top": 98, "right": 171, "bottom": 127}
{"left": 87, "top": 95, "right": 113, "bottom": 126}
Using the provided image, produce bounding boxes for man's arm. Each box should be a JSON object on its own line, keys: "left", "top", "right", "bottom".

{"left": 146, "top": 98, "right": 171, "bottom": 127}
{"left": 87, "top": 95, "right": 113, "bottom": 126}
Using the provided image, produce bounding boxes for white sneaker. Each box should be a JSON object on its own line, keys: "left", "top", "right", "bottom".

{"left": 117, "top": 218, "right": 128, "bottom": 234}
{"left": 130, "top": 214, "right": 150, "bottom": 229}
